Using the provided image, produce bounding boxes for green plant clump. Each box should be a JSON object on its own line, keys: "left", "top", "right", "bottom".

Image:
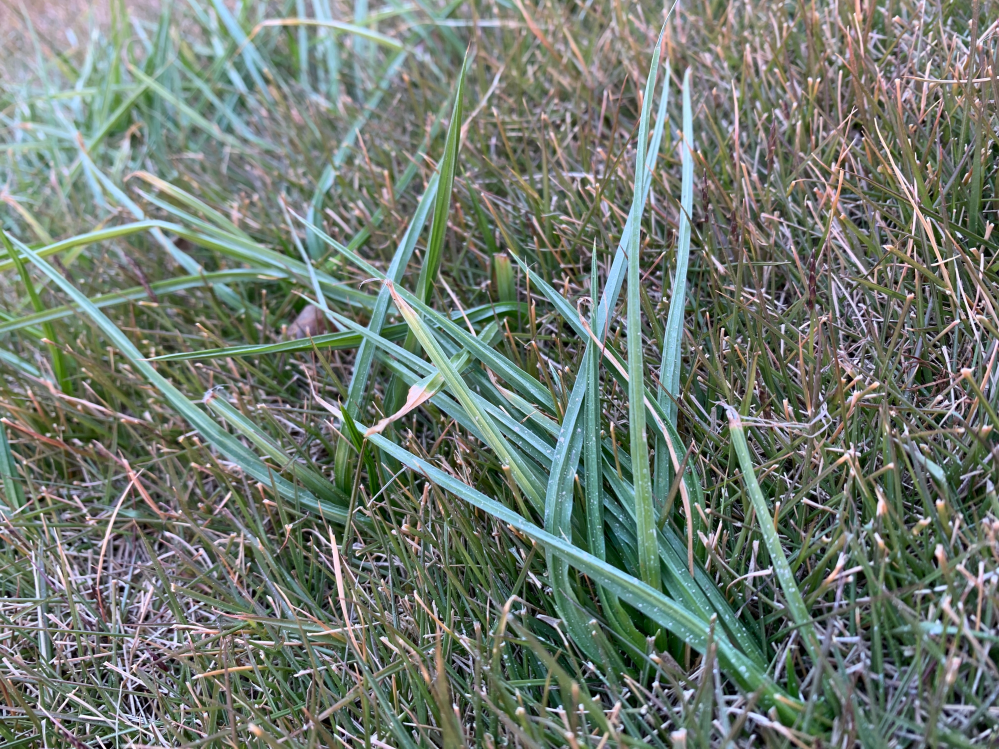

{"left": 1, "top": 0, "right": 998, "bottom": 746}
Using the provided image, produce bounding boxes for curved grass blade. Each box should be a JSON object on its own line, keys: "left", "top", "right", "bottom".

{"left": 127, "top": 171, "right": 254, "bottom": 240}
{"left": 388, "top": 283, "right": 546, "bottom": 512}
{"left": 366, "top": 429, "right": 799, "bottom": 718}
{"left": 0, "top": 269, "right": 291, "bottom": 337}
{"left": 78, "top": 150, "right": 248, "bottom": 313}
{"left": 335, "top": 173, "right": 440, "bottom": 492}
{"left": 0, "top": 349, "right": 41, "bottom": 378}
{"left": 0, "top": 221, "right": 165, "bottom": 273}
{"left": 7, "top": 234, "right": 350, "bottom": 524}
{"left": 298, "top": 218, "right": 555, "bottom": 411}
{"left": 366, "top": 321, "right": 500, "bottom": 436}
{"left": 157, "top": 223, "right": 378, "bottom": 311}
{"left": 150, "top": 302, "right": 524, "bottom": 362}
{"left": 153, "top": 327, "right": 385, "bottom": 362}
{"left": 246, "top": 19, "right": 404, "bottom": 51}
{"left": 0, "top": 418, "right": 25, "bottom": 513}
{"left": 728, "top": 409, "right": 820, "bottom": 664}
{"left": 205, "top": 393, "right": 351, "bottom": 511}
{"left": 388, "top": 50, "right": 469, "bottom": 414}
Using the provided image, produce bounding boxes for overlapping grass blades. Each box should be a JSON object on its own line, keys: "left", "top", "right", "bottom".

{"left": 0, "top": 229, "right": 70, "bottom": 393}
{"left": 0, "top": 2, "right": 814, "bottom": 730}
{"left": 0, "top": 419, "right": 24, "bottom": 514}
{"left": 3, "top": 0, "right": 995, "bottom": 743}
{"left": 291, "top": 32, "right": 781, "bottom": 706}
{"left": 7, "top": 234, "right": 351, "bottom": 524}
{"left": 4, "top": 24, "right": 793, "bottom": 718}
{"left": 625, "top": 26, "right": 664, "bottom": 593}
{"left": 654, "top": 68, "right": 694, "bottom": 500}
{"left": 334, "top": 50, "right": 467, "bottom": 492}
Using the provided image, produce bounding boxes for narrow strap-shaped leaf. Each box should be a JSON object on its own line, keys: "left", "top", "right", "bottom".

{"left": 205, "top": 394, "right": 351, "bottom": 511}
{"left": 365, "top": 334, "right": 479, "bottom": 437}
{"left": 151, "top": 302, "right": 524, "bottom": 362}
{"left": 7, "top": 234, "right": 350, "bottom": 524}
{"left": 207, "top": 0, "right": 272, "bottom": 98}
{"left": 602, "top": 459, "right": 763, "bottom": 666}
{"left": 335, "top": 173, "right": 441, "bottom": 491}
{"left": 0, "top": 221, "right": 166, "bottom": 273}
{"left": 655, "top": 68, "right": 695, "bottom": 498}
{"left": 387, "top": 52, "right": 469, "bottom": 418}
{"left": 545, "top": 341, "right": 602, "bottom": 660}
{"left": 1, "top": 230, "right": 70, "bottom": 393}
{"left": 584, "top": 257, "right": 646, "bottom": 649}
{"left": 388, "top": 284, "right": 546, "bottom": 511}
{"left": 414, "top": 53, "right": 467, "bottom": 307}
{"left": 729, "top": 409, "right": 820, "bottom": 664}
{"left": 298, "top": 217, "right": 555, "bottom": 411}
{"left": 128, "top": 171, "right": 254, "bottom": 240}
{"left": 346, "top": 172, "right": 440, "bottom": 402}
{"left": 365, "top": 429, "right": 796, "bottom": 716}
{"left": 0, "top": 349, "right": 40, "bottom": 378}
{"left": 0, "top": 418, "right": 25, "bottom": 513}
{"left": 626, "top": 26, "right": 665, "bottom": 592}
{"left": 78, "top": 151, "right": 247, "bottom": 313}
{"left": 306, "top": 50, "right": 408, "bottom": 257}
{"left": 0, "top": 269, "right": 290, "bottom": 338}
{"left": 596, "top": 65, "right": 672, "bottom": 337}
{"left": 585, "top": 324, "right": 764, "bottom": 664}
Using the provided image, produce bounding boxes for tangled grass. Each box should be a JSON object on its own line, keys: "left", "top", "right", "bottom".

{"left": 1, "top": 0, "right": 999, "bottom": 746}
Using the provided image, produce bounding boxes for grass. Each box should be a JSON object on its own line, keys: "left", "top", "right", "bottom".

{"left": 1, "top": 0, "right": 998, "bottom": 746}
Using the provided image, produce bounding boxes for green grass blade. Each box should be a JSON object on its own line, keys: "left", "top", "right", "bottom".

{"left": 544, "top": 341, "right": 602, "bottom": 660}
{"left": 584, "top": 257, "right": 645, "bottom": 650}
{"left": 310, "top": 0, "right": 340, "bottom": 99}
{"left": 6, "top": 234, "right": 349, "bottom": 523}
{"left": 0, "top": 349, "right": 41, "bottom": 378}
{"left": 127, "top": 64, "right": 257, "bottom": 150}
{"left": 0, "top": 229, "right": 70, "bottom": 393}
{"left": 654, "top": 68, "right": 694, "bottom": 499}
{"left": 78, "top": 150, "right": 248, "bottom": 313}
{"left": 626, "top": 26, "right": 665, "bottom": 592}
{"left": 205, "top": 393, "right": 350, "bottom": 511}
{"left": 305, "top": 50, "right": 409, "bottom": 257}
{"left": 0, "top": 418, "right": 25, "bottom": 513}
{"left": 366, "top": 430, "right": 795, "bottom": 715}
{"left": 249, "top": 19, "right": 405, "bottom": 52}
{"left": 414, "top": 52, "right": 467, "bottom": 307}
{"left": 0, "top": 269, "right": 288, "bottom": 337}
{"left": 127, "top": 171, "right": 253, "bottom": 240}
{"left": 151, "top": 303, "right": 523, "bottom": 362}
{"left": 207, "top": 0, "right": 272, "bottom": 98}
{"left": 728, "top": 409, "right": 820, "bottom": 663}
{"left": 596, "top": 65, "right": 672, "bottom": 336}
{"left": 335, "top": 173, "right": 440, "bottom": 492}
{"left": 387, "top": 284, "right": 546, "bottom": 512}
{"left": 388, "top": 50, "right": 468, "bottom": 413}
{"left": 300, "top": 218, "right": 555, "bottom": 411}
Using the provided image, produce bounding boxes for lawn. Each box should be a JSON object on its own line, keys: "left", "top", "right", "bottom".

{"left": 1, "top": 0, "right": 997, "bottom": 746}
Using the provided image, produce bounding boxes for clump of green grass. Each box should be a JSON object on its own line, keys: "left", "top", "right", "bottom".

{"left": 1, "top": 0, "right": 999, "bottom": 747}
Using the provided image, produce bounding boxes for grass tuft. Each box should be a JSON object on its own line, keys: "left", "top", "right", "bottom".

{"left": 2, "top": 0, "right": 999, "bottom": 746}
